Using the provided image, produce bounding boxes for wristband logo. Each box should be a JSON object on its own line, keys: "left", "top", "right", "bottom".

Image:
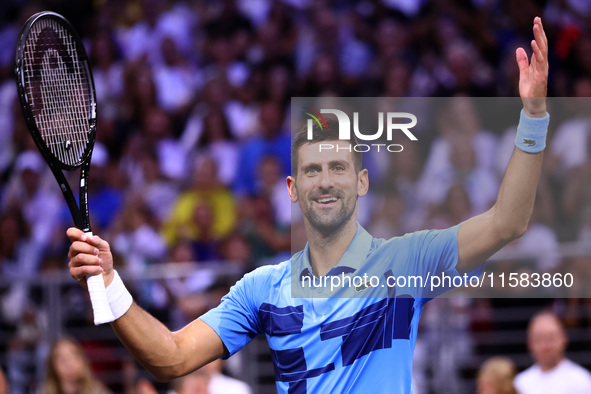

{"left": 304, "top": 108, "right": 418, "bottom": 152}
{"left": 522, "top": 138, "right": 536, "bottom": 147}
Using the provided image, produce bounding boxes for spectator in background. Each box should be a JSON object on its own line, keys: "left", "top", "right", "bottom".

{"left": 172, "top": 369, "right": 209, "bottom": 394}
{"left": 84, "top": 143, "right": 123, "bottom": 233}
{"left": 254, "top": 2, "right": 295, "bottom": 66}
{"left": 190, "top": 109, "right": 239, "bottom": 187}
{"left": 0, "top": 63, "right": 17, "bottom": 177}
{"left": 133, "top": 150, "right": 179, "bottom": 224}
{"left": 141, "top": 107, "right": 187, "bottom": 182}
{"left": 6, "top": 304, "right": 47, "bottom": 394}
{"left": 114, "top": 0, "right": 166, "bottom": 65}
{"left": 110, "top": 195, "right": 167, "bottom": 274}
{"left": 220, "top": 232, "right": 253, "bottom": 272}
{"left": 1, "top": 150, "right": 61, "bottom": 249}
{"left": 427, "top": 184, "right": 473, "bottom": 230}
{"left": 190, "top": 202, "right": 222, "bottom": 261}
{"left": 419, "top": 135, "right": 499, "bottom": 216}
{"left": 153, "top": 36, "right": 201, "bottom": 115}
{"left": 552, "top": 78, "right": 591, "bottom": 241}
{"left": 383, "top": 139, "right": 427, "bottom": 232}
{"left": 234, "top": 101, "right": 291, "bottom": 196}
{"left": 120, "top": 60, "right": 157, "bottom": 128}
{"left": 437, "top": 39, "right": 496, "bottom": 96}
{"left": 263, "top": 63, "right": 294, "bottom": 108}
{"left": 548, "top": 78, "right": 591, "bottom": 178}
{"left": 163, "top": 157, "right": 237, "bottom": 247}
{"left": 0, "top": 210, "right": 41, "bottom": 326}
{"left": 42, "top": 337, "right": 110, "bottom": 394}
{"left": 172, "top": 359, "right": 251, "bottom": 394}
{"left": 236, "top": 194, "right": 290, "bottom": 264}
{"left": 256, "top": 155, "right": 291, "bottom": 227}
{"left": 89, "top": 30, "right": 124, "bottom": 117}
{"left": 423, "top": 97, "right": 499, "bottom": 180}
{"left": 477, "top": 356, "right": 517, "bottom": 394}
{"left": 164, "top": 240, "right": 221, "bottom": 329}
{"left": 515, "top": 311, "right": 591, "bottom": 394}
{"left": 184, "top": 76, "right": 258, "bottom": 141}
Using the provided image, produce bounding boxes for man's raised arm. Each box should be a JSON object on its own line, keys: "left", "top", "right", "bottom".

{"left": 456, "top": 16, "right": 549, "bottom": 273}
{"left": 67, "top": 228, "right": 227, "bottom": 382}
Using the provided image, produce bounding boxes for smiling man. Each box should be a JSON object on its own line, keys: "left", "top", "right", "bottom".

{"left": 67, "top": 17, "right": 550, "bottom": 394}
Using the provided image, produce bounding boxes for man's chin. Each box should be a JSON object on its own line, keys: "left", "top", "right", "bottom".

{"left": 311, "top": 223, "right": 342, "bottom": 236}
{"left": 308, "top": 216, "right": 348, "bottom": 236}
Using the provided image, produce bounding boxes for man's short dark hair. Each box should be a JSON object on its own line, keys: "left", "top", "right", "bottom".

{"left": 291, "top": 119, "right": 363, "bottom": 175}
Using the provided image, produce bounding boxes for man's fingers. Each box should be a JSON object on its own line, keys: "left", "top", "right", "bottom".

{"left": 533, "top": 20, "right": 547, "bottom": 54}
{"left": 67, "top": 228, "right": 110, "bottom": 251}
{"left": 531, "top": 39, "right": 544, "bottom": 65}
{"left": 68, "top": 241, "right": 100, "bottom": 259}
{"left": 85, "top": 234, "right": 109, "bottom": 251}
{"left": 515, "top": 47, "right": 529, "bottom": 75}
{"left": 536, "top": 17, "right": 548, "bottom": 51}
{"left": 66, "top": 227, "right": 85, "bottom": 242}
{"left": 70, "top": 265, "right": 103, "bottom": 280}
{"left": 69, "top": 253, "right": 103, "bottom": 268}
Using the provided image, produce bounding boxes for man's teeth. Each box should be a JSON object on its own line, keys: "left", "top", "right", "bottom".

{"left": 318, "top": 197, "right": 337, "bottom": 203}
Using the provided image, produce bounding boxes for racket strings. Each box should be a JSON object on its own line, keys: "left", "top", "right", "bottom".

{"left": 23, "top": 17, "right": 91, "bottom": 166}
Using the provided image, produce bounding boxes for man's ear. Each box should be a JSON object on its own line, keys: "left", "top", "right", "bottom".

{"left": 357, "top": 169, "right": 369, "bottom": 197}
{"left": 287, "top": 176, "right": 298, "bottom": 202}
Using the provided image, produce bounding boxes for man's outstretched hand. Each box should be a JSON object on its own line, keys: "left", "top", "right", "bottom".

{"left": 516, "top": 17, "right": 549, "bottom": 118}
{"left": 67, "top": 228, "right": 115, "bottom": 288}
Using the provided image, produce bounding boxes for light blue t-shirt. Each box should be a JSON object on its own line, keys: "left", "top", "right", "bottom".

{"left": 201, "top": 223, "right": 464, "bottom": 393}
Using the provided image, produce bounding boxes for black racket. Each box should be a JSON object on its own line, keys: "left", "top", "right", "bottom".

{"left": 15, "top": 11, "right": 114, "bottom": 324}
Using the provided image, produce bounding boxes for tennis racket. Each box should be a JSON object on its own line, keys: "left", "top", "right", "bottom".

{"left": 15, "top": 11, "right": 114, "bottom": 325}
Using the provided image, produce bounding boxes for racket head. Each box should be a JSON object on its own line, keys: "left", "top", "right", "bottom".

{"left": 15, "top": 11, "right": 97, "bottom": 171}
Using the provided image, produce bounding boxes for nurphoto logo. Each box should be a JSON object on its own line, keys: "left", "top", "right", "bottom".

{"left": 305, "top": 107, "right": 418, "bottom": 152}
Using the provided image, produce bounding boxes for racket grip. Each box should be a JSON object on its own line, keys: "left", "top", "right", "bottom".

{"left": 84, "top": 231, "right": 115, "bottom": 325}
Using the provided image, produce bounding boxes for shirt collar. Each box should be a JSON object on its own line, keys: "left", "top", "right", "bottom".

{"left": 298, "top": 222, "right": 373, "bottom": 279}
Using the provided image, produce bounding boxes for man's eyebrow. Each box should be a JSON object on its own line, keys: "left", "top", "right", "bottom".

{"left": 328, "top": 160, "right": 349, "bottom": 167}
{"left": 301, "top": 160, "right": 349, "bottom": 169}
{"left": 301, "top": 162, "right": 321, "bottom": 170}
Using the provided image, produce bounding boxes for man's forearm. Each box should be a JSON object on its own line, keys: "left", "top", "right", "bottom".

{"left": 492, "top": 108, "right": 549, "bottom": 240}
{"left": 491, "top": 147, "right": 543, "bottom": 241}
{"left": 111, "top": 302, "right": 188, "bottom": 381}
{"left": 111, "top": 302, "right": 225, "bottom": 382}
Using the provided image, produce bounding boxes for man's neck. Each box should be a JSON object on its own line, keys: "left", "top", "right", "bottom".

{"left": 538, "top": 357, "right": 565, "bottom": 373}
{"left": 306, "top": 218, "right": 357, "bottom": 277}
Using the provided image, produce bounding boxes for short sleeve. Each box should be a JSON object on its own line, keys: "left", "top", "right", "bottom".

{"left": 401, "top": 223, "right": 483, "bottom": 298}
{"left": 199, "top": 271, "right": 263, "bottom": 358}
{"left": 413, "top": 224, "right": 461, "bottom": 275}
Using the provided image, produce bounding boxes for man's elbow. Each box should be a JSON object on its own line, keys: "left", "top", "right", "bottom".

{"left": 495, "top": 221, "right": 528, "bottom": 243}
{"left": 147, "top": 362, "right": 190, "bottom": 383}
{"left": 490, "top": 203, "right": 531, "bottom": 242}
{"left": 149, "top": 370, "right": 178, "bottom": 383}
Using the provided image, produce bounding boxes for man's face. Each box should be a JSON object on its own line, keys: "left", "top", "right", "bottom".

{"left": 528, "top": 314, "right": 567, "bottom": 370}
{"left": 288, "top": 141, "right": 368, "bottom": 236}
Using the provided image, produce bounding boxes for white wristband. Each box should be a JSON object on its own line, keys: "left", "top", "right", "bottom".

{"left": 106, "top": 270, "right": 133, "bottom": 321}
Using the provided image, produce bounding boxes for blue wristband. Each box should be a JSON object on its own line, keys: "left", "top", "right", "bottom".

{"left": 514, "top": 109, "right": 550, "bottom": 153}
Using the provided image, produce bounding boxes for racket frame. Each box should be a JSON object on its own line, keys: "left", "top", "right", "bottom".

{"left": 15, "top": 11, "right": 97, "bottom": 234}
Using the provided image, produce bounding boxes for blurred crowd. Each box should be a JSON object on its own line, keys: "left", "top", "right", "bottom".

{"left": 1, "top": 0, "right": 591, "bottom": 392}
